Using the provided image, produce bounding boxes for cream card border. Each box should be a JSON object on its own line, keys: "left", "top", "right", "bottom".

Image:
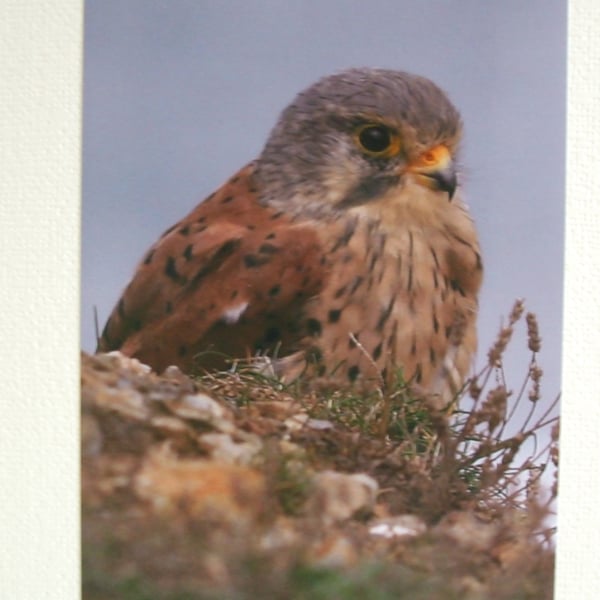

{"left": 0, "top": 1, "right": 597, "bottom": 598}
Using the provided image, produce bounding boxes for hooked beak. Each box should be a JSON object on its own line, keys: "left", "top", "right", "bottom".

{"left": 406, "top": 144, "right": 457, "bottom": 200}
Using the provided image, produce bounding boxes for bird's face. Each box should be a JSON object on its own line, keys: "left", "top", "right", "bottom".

{"left": 256, "top": 68, "right": 463, "bottom": 221}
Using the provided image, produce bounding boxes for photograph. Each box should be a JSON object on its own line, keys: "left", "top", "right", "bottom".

{"left": 81, "top": 2, "right": 565, "bottom": 597}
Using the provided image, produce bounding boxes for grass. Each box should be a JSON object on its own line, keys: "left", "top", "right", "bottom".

{"left": 82, "top": 299, "right": 558, "bottom": 599}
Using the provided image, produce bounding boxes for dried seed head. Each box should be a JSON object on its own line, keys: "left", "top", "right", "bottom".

{"left": 477, "top": 439, "right": 495, "bottom": 458}
{"left": 479, "top": 460, "right": 496, "bottom": 488}
{"left": 481, "top": 386, "right": 508, "bottom": 432}
{"left": 486, "top": 300, "right": 526, "bottom": 367}
{"left": 526, "top": 312, "right": 542, "bottom": 353}
{"left": 530, "top": 365, "right": 543, "bottom": 382}
{"left": 526, "top": 468, "right": 543, "bottom": 504}
{"left": 468, "top": 378, "right": 482, "bottom": 400}
{"left": 487, "top": 326, "right": 513, "bottom": 367}
{"left": 528, "top": 364, "right": 543, "bottom": 402}
{"left": 509, "top": 298, "right": 525, "bottom": 325}
{"left": 511, "top": 432, "right": 526, "bottom": 446}
{"left": 501, "top": 445, "right": 519, "bottom": 467}
{"left": 461, "top": 412, "right": 478, "bottom": 438}
{"left": 549, "top": 422, "right": 560, "bottom": 468}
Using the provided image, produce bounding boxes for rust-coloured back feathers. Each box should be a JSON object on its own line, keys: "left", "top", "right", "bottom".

{"left": 98, "top": 164, "right": 327, "bottom": 373}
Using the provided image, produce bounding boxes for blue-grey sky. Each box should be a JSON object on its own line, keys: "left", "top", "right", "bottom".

{"left": 82, "top": 1, "right": 566, "bottom": 423}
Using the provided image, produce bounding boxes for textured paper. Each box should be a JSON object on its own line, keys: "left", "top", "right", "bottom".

{"left": 0, "top": 1, "right": 597, "bottom": 598}
{"left": 0, "top": 2, "right": 82, "bottom": 597}
{"left": 554, "top": 1, "right": 600, "bottom": 597}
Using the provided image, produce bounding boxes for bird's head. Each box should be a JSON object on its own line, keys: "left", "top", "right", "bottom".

{"left": 256, "top": 68, "right": 463, "bottom": 220}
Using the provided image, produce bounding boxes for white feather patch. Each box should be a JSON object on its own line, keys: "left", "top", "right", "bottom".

{"left": 221, "top": 301, "right": 249, "bottom": 324}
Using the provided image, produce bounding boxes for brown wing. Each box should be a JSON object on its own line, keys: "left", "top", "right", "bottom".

{"left": 98, "top": 163, "right": 327, "bottom": 373}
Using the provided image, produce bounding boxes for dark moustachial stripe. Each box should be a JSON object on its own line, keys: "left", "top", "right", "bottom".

{"left": 337, "top": 175, "right": 400, "bottom": 208}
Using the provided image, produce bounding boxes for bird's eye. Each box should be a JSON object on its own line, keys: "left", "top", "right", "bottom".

{"left": 355, "top": 124, "right": 401, "bottom": 157}
{"left": 359, "top": 126, "right": 390, "bottom": 152}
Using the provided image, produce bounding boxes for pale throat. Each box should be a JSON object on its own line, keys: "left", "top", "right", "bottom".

{"left": 348, "top": 178, "right": 456, "bottom": 236}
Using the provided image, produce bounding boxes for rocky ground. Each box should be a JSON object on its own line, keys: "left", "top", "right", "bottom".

{"left": 81, "top": 336, "right": 557, "bottom": 599}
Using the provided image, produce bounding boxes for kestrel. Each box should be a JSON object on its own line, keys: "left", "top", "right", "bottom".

{"left": 98, "top": 68, "right": 483, "bottom": 405}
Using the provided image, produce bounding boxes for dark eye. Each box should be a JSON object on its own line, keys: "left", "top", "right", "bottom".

{"left": 358, "top": 126, "right": 391, "bottom": 153}
{"left": 354, "top": 124, "right": 400, "bottom": 157}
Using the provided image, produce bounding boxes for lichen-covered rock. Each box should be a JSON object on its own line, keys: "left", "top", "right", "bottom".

{"left": 82, "top": 351, "right": 556, "bottom": 600}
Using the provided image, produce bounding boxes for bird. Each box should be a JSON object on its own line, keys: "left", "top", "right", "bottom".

{"left": 97, "top": 67, "right": 483, "bottom": 406}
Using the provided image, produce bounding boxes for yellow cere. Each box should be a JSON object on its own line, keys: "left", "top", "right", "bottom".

{"left": 409, "top": 144, "right": 451, "bottom": 171}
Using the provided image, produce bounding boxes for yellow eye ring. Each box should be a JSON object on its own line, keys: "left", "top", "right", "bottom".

{"left": 354, "top": 123, "right": 402, "bottom": 158}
